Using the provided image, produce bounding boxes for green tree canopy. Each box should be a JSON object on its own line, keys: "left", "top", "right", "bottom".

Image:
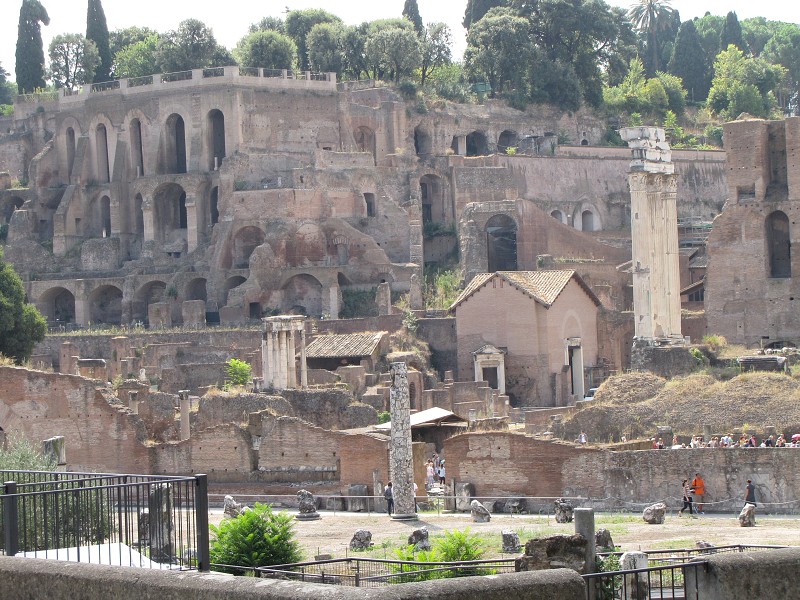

{"left": 113, "top": 33, "right": 160, "bottom": 79}
{"left": 419, "top": 22, "right": 452, "bottom": 85}
{"left": 402, "top": 0, "right": 424, "bottom": 34}
{"left": 249, "top": 16, "right": 286, "bottom": 34}
{"left": 307, "top": 22, "right": 344, "bottom": 74}
{"left": 762, "top": 22, "right": 800, "bottom": 111}
{"left": 668, "top": 19, "right": 709, "bottom": 101}
{"left": 156, "top": 19, "right": 228, "bottom": 73}
{"left": 286, "top": 9, "right": 342, "bottom": 71}
{"left": 0, "top": 249, "right": 47, "bottom": 364}
{"left": 234, "top": 30, "right": 297, "bottom": 70}
{"left": 47, "top": 33, "right": 100, "bottom": 90}
{"left": 741, "top": 17, "right": 773, "bottom": 57}
{"left": 463, "top": 0, "right": 507, "bottom": 30}
{"left": 0, "top": 63, "right": 14, "bottom": 105}
{"left": 365, "top": 26, "right": 422, "bottom": 83}
{"left": 15, "top": 0, "right": 50, "bottom": 93}
{"left": 463, "top": 7, "right": 530, "bottom": 96}
{"left": 86, "top": 0, "right": 111, "bottom": 82}
{"left": 720, "top": 11, "right": 744, "bottom": 53}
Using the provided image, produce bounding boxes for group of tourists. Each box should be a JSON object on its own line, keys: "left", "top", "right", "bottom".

{"left": 678, "top": 472, "right": 758, "bottom": 516}
{"left": 658, "top": 433, "right": 800, "bottom": 448}
{"left": 383, "top": 454, "right": 446, "bottom": 515}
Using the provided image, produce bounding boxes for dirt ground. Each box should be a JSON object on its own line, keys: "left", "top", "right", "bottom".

{"left": 212, "top": 509, "right": 800, "bottom": 560}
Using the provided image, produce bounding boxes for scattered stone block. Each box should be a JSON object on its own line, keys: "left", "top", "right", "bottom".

{"left": 348, "top": 484, "right": 369, "bottom": 512}
{"left": 501, "top": 497, "right": 527, "bottom": 514}
{"left": 455, "top": 482, "right": 475, "bottom": 511}
{"left": 696, "top": 540, "right": 715, "bottom": 553}
{"left": 326, "top": 496, "right": 346, "bottom": 511}
{"left": 408, "top": 527, "right": 431, "bottom": 551}
{"left": 642, "top": 502, "right": 666, "bottom": 524}
{"left": 502, "top": 530, "right": 521, "bottom": 553}
{"left": 296, "top": 489, "right": 320, "bottom": 521}
{"left": 515, "top": 534, "right": 588, "bottom": 573}
{"left": 223, "top": 495, "right": 244, "bottom": 519}
{"left": 349, "top": 529, "right": 374, "bottom": 551}
{"left": 554, "top": 498, "right": 574, "bottom": 523}
{"left": 41, "top": 436, "right": 66, "bottom": 466}
{"left": 470, "top": 499, "right": 491, "bottom": 523}
{"left": 739, "top": 504, "right": 756, "bottom": 527}
{"left": 620, "top": 551, "right": 649, "bottom": 600}
{"left": 595, "top": 528, "right": 615, "bottom": 550}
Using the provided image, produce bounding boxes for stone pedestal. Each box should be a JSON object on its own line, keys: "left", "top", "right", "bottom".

{"left": 296, "top": 489, "right": 320, "bottom": 521}
{"left": 620, "top": 551, "right": 649, "bottom": 600}
{"left": 148, "top": 484, "right": 174, "bottom": 562}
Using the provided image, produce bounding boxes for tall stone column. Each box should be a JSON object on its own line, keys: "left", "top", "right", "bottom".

{"left": 184, "top": 194, "right": 198, "bottom": 253}
{"left": 286, "top": 329, "right": 297, "bottom": 388}
{"left": 389, "top": 362, "right": 417, "bottom": 520}
{"left": 262, "top": 327, "right": 273, "bottom": 387}
{"left": 141, "top": 196, "right": 155, "bottom": 243}
{"left": 179, "top": 390, "right": 190, "bottom": 441}
{"left": 277, "top": 331, "right": 287, "bottom": 389}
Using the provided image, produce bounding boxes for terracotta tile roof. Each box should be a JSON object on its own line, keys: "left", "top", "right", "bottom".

{"left": 305, "top": 332, "right": 386, "bottom": 359}
{"left": 450, "top": 270, "right": 601, "bottom": 311}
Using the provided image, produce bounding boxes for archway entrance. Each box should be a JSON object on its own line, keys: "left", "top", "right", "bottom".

{"left": 486, "top": 214, "right": 517, "bottom": 272}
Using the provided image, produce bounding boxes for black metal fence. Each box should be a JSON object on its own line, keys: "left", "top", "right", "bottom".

{"left": 585, "top": 561, "right": 704, "bottom": 600}
{"left": 257, "top": 557, "right": 516, "bottom": 587}
{"left": 0, "top": 470, "right": 209, "bottom": 571}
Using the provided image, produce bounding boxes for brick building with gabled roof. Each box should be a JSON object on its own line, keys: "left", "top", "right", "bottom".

{"left": 451, "top": 270, "right": 601, "bottom": 407}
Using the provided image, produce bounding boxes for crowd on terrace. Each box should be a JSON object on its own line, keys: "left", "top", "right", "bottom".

{"left": 651, "top": 433, "right": 800, "bottom": 449}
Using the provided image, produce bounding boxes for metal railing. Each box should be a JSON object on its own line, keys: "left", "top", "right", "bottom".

{"left": 127, "top": 75, "right": 154, "bottom": 88}
{"left": 161, "top": 70, "right": 193, "bottom": 83}
{"left": 91, "top": 80, "right": 120, "bottom": 93}
{"left": 584, "top": 560, "right": 704, "bottom": 600}
{"left": 202, "top": 67, "right": 225, "bottom": 78}
{"left": 257, "top": 557, "right": 515, "bottom": 587}
{"left": 1, "top": 470, "right": 209, "bottom": 571}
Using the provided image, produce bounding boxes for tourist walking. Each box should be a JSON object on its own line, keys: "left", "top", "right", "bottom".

{"left": 691, "top": 473, "right": 706, "bottom": 514}
{"left": 679, "top": 478, "right": 695, "bottom": 516}
{"left": 438, "top": 459, "right": 446, "bottom": 484}
{"left": 384, "top": 482, "right": 394, "bottom": 515}
{"left": 425, "top": 460, "right": 436, "bottom": 489}
{"left": 744, "top": 479, "right": 757, "bottom": 507}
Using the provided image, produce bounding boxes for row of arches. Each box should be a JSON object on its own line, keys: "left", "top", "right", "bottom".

{"left": 413, "top": 127, "right": 524, "bottom": 158}
{"left": 62, "top": 109, "right": 227, "bottom": 184}
{"left": 551, "top": 208, "right": 601, "bottom": 232}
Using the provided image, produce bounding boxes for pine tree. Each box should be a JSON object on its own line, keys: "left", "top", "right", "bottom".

{"left": 402, "top": 0, "right": 424, "bottom": 35}
{"left": 15, "top": 0, "right": 50, "bottom": 94}
{"left": 668, "top": 20, "right": 709, "bottom": 102}
{"left": 86, "top": 0, "right": 112, "bottom": 82}
{"left": 720, "top": 11, "right": 744, "bottom": 53}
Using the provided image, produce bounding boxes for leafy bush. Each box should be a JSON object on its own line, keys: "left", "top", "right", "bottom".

{"left": 595, "top": 553, "right": 622, "bottom": 600}
{"left": 423, "top": 269, "right": 462, "bottom": 310}
{"left": 702, "top": 334, "right": 728, "bottom": 353}
{"left": 340, "top": 288, "right": 378, "bottom": 319}
{"left": 377, "top": 411, "right": 391, "bottom": 424}
{"left": 392, "top": 528, "right": 488, "bottom": 581}
{"left": 434, "top": 528, "right": 485, "bottom": 562}
{"left": 225, "top": 358, "right": 252, "bottom": 387}
{"left": 210, "top": 503, "right": 302, "bottom": 574}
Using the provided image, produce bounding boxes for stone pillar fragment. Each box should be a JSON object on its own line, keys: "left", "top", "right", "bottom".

{"left": 389, "top": 361, "right": 416, "bottom": 519}
{"left": 376, "top": 282, "right": 392, "bottom": 316}
{"left": 128, "top": 391, "right": 139, "bottom": 415}
{"left": 148, "top": 483, "right": 174, "bottom": 562}
{"left": 574, "top": 508, "right": 597, "bottom": 589}
{"left": 179, "top": 390, "right": 190, "bottom": 441}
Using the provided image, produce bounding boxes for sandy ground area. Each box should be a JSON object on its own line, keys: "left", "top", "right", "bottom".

{"left": 211, "top": 509, "right": 800, "bottom": 560}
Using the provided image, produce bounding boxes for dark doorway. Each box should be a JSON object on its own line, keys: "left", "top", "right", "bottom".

{"left": 486, "top": 214, "right": 517, "bottom": 271}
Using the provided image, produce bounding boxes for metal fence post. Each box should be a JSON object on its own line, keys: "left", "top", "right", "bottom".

{"left": 195, "top": 474, "right": 210, "bottom": 571}
{"left": 3, "top": 481, "right": 18, "bottom": 556}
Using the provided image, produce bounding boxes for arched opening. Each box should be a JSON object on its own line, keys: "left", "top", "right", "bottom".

{"left": 363, "top": 193, "right": 376, "bottom": 218}
{"left": 232, "top": 226, "right": 265, "bottom": 268}
{"left": 551, "top": 210, "right": 565, "bottom": 224}
{"left": 498, "top": 130, "right": 518, "bottom": 153}
{"left": 100, "top": 195, "right": 111, "bottom": 237}
{"left": 65, "top": 127, "right": 76, "bottom": 181}
{"left": 224, "top": 275, "right": 247, "bottom": 305}
{"left": 152, "top": 183, "right": 187, "bottom": 244}
{"left": 420, "top": 174, "right": 449, "bottom": 226}
{"left": 354, "top": 126, "right": 376, "bottom": 165}
{"left": 134, "top": 193, "right": 144, "bottom": 235}
{"left": 486, "top": 214, "right": 517, "bottom": 272}
{"left": 89, "top": 285, "right": 123, "bottom": 325}
{"left": 185, "top": 278, "right": 208, "bottom": 301}
{"left": 466, "top": 131, "right": 489, "bottom": 157}
{"left": 281, "top": 274, "right": 324, "bottom": 316}
{"left": 1, "top": 196, "right": 24, "bottom": 224}
{"left": 207, "top": 109, "right": 226, "bottom": 171}
{"left": 581, "top": 210, "right": 595, "bottom": 232}
{"left": 164, "top": 113, "right": 187, "bottom": 174}
{"left": 414, "top": 126, "right": 431, "bottom": 156}
{"left": 767, "top": 211, "right": 791, "bottom": 278}
{"left": 210, "top": 186, "right": 219, "bottom": 225}
{"left": 95, "top": 123, "right": 110, "bottom": 183}
{"left": 130, "top": 118, "right": 144, "bottom": 177}
{"left": 39, "top": 287, "right": 76, "bottom": 324}
{"left": 132, "top": 280, "right": 167, "bottom": 322}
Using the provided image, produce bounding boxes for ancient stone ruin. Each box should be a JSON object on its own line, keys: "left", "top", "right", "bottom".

{"left": 642, "top": 502, "right": 667, "bottom": 524}
{"left": 295, "top": 489, "right": 320, "bottom": 521}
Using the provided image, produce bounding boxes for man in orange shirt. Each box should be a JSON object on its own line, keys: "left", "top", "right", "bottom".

{"left": 691, "top": 473, "right": 706, "bottom": 514}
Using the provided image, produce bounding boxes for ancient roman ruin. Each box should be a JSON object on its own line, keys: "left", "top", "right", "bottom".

{"left": 4, "top": 64, "right": 800, "bottom": 519}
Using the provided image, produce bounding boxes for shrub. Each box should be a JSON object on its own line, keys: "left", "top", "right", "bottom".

{"left": 210, "top": 503, "right": 302, "bottom": 574}
{"left": 434, "top": 528, "right": 485, "bottom": 562}
{"left": 702, "top": 334, "right": 728, "bottom": 353}
{"left": 378, "top": 411, "right": 391, "bottom": 424}
{"left": 226, "top": 358, "right": 252, "bottom": 387}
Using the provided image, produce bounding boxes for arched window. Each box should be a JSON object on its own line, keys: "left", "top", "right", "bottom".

{"left": 95, "top": 124, "right": 110, "bottom": 183}
{"left": 414, "top": 126, "right": 431, "bottom": 156}
{"left": 551, "top": 210, "right": 564, "bottom": 223}
{"left": 582, "top": 210, "right": 595, "bottom": 232}
{"left": 208, "top": 109, "right": 226, "bottom": 170}
{"left": 486, "top": 214, "right": 517, "bottom": 272}
{"left": 130, "top": 118, "right": 144, "bottom": 176}
{"left": 100, "top": 195, "right": 111, "bottom": 237}
{"left": 466, "top": 131, "right": 489, "bottom": 156}
{"left": 767, "top": 211, "right": 791, "bottom": 278}
{"left": 164, "top": 114, "right": 187, "bottom": 174}
{"left": 66, "top": 127, "right": 76, "bottom": 181}
{"left": 210, "top": 186, "right": 219, "bottom": 225}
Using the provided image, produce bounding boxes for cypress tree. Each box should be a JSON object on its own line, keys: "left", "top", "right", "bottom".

{"left": 668, "top": 20, "right": 710, "bottom": 102}
{"left": 87, "top": 0, "right": 112, "bottom": 82}
{"left": 15, "top": 0, "right": 50, "bottom": 94}
{"left": 402, "top": 0, "right": 424, "bottom": 35}
{"left": 720, "top": 11, "right": 744, "bottom": 53}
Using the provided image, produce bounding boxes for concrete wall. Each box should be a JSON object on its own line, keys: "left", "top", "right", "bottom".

{"left": 0, "top": 557, "right": 586, "bottom": 600}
